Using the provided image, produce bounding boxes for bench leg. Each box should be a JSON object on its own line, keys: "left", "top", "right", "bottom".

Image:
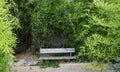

{"left": 68, "top": 53, "right": 72, "bottom": 62}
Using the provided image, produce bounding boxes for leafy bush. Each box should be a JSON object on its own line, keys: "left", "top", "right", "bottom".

{"left": 32, "top": 0, "right": 75, "bottom": 47}
{"left": 32, "top": 48, "right": 40, "bottom": 57}
{"left": 0, "top": 0, "right": 19, "bottom": 72}
{"left": 31, "top": 0, "right": 120, "bottom": 69}
{"left": 77, "top": 0, "right": 120, "bottom": 71}
{"left": 31, "top": 0, "right": 120, "bottom": 70}
{"left": 12, "top": 0, "right": 35, "bottom": 53}
{"left": 38, "top": 60, "right": 59, "bottom": 68}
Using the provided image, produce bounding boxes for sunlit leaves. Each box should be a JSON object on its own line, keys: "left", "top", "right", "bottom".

{"left": 77, "top": 0, "right": 120, "bottom": 64}
{"left": 0, "top": 0, "right": 18, "bottom": 72}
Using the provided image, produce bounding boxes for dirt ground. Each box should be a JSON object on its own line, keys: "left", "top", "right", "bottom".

{"left": 15, "top": 47, "right": 39, "bottom": 61}
{"left": 11, "top": 63, "right": 105, "bottom": 72}
{"left": 12, "top": 48, "right": 111, "bottom": 72}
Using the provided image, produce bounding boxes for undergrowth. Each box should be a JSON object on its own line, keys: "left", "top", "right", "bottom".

{"left": 38, "top": 60, "right": 59, "bottom": 68}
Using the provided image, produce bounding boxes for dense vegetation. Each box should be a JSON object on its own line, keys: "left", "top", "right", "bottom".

{"left": 12, "top": 0, "right": 34, "bottom": 53}
{"left": 0, "top": 0, "right": 19, "bottom": 72}
{"left": 31, "top": 1, "right": 120, "bottom": 71}
{"left": 0, "top": 0, "right": 120, "bottom": 71}
{"left": 77, "top": 0, "right": 120, "bottom": 68}
{"left": 32, "top": 0, "right": 75, "bottom": 47}
{"left": 76, "top": 1, "right": 120, "bottom": 71}
{"left": 32, "top": 0, "right": 120, "bottom": 63}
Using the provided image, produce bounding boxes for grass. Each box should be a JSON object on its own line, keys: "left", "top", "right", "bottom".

{"left": 38, "top": 60, "right": 59, "bottom": 68}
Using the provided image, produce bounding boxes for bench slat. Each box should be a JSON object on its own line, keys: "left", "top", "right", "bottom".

{"left": 40, "top": 48, "right": 75, "bottom": 53}
{"left": 39, "top": 56, "right": 76, "bottom": 60}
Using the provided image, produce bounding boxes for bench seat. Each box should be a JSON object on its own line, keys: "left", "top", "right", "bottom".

{"left": 40, "top": 56, "right": 76, "bottom": 60}
{"left": 39, "top": 48, "right": 76, "bottom": 60}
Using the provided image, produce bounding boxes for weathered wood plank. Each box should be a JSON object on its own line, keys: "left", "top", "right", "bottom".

{"left": 40, "top": 48, "right": 75, "bottom": 54}
{"left": 39, "top": 56, "right": 76, "bottom": 60}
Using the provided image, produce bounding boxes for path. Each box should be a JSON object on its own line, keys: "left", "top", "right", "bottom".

{"left": 11, "top": 63, "right": 108, "bottom": 72}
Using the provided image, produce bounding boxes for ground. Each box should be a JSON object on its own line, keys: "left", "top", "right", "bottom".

{"left": 12, "top": 48, "right": 111, "bottom": 72}
{"left": 11, "top": 63, "right": 108, "bottom": 72}
{"left": 15, "top": 48, "right": 39, "bottom": 61}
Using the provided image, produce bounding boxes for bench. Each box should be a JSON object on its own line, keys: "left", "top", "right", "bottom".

{"left": 39, "top": 48, "right": 76, "bottom": 60}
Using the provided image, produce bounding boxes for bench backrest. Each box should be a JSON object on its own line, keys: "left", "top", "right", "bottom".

{"left": 40, "top": 48, "right": 75, "bottom": 54}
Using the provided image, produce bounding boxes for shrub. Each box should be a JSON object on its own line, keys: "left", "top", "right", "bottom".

{"left": 38, "top": 60, "right": 59, "bottom": 68}
{"left": 31, "top": 0, "right": 120, "bottom": 68}
{"left": 32, "top": 0, "right": 75, "bottom": 47}
{"left": 0, "top": 0, "right": 19, "bottom": 72}
{"left": 12, "top": 0, "right": 35, "bottom": 53}
{"left": 77, "top": 0, "right": 120, "bottom": 71}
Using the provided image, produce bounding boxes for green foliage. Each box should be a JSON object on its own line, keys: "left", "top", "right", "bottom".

{"left": 32, "top": 0, "right": 75, "bottom": 47}
{"left": 14, "top": 0, "right": 120, "bottom": 70}
{"left": 77, "top": 0, "right": 120, "bottom": 71}
{"left": 0, "top": 0, "right": 19, "bottom": 72}
{"left": 12, "top": 0, "right": 35, "bottom": 53}
{"left": 32, "top": 48, "right": 40, "bottom": 58}
{"left": 32, "top": 0, "right": 120, "bottom": 64}
{"left": 38, "top": 60, "right": 59, "bottom": 68}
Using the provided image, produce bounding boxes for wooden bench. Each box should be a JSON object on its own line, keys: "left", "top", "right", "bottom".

{"left": 39, "top": 48, "right": 76, "bottom": 60}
